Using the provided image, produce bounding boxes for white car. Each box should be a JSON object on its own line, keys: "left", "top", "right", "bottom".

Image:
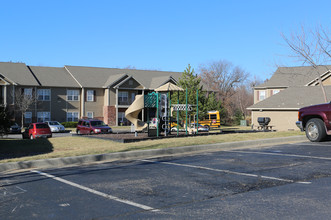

{"left": 45, "top": 121, "right": 66, "bottom": 133}
{"left": 190, "top": 123, "right": 209, "bottom": 132}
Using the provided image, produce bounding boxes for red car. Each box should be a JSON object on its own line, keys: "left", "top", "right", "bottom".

{"left": 22, "top": 123, "right": 52, "bottom": 139}
{"left": 76, "top": 119, "right": 112, "bottom": 135}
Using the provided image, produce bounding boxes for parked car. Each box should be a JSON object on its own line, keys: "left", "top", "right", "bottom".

{"left": 22, "top": 123, "right": 52, "bottom": 139}
{"left": 76, "top": 119, "right": 112, "bottom": 135}
{"left": 190, "top": 123, "right": 209, "bottom": 132}
{"left": 45, "top": 121, "right": 66, "bottom": 133}
{"left": 296, "top": 102, "right": 331, "bottom": 142}
{"left": 9, "top": 122, "right": 21, "bottom": 134}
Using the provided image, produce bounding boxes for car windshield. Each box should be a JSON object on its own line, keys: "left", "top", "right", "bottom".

{"left": 36, "top": 124, "right": 49, "bottom": 129}
{"left": 49, "top": 121, "right": 60, "bottom": 125}
{"left": 90, "top": 121, "right": 107, "bottom": 126}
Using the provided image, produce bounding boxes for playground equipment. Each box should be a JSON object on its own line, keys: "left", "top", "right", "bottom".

{"left": 124, "top": 94, "right": 148, "bottom": 131}
{"left": 125, "top": 82, "right": 205, "bottom": 137}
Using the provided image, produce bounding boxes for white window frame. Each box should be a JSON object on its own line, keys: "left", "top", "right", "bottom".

{"left": 37, "top": 89, "right": 51, "bottom": 101}
{"left": 273, "top": 89, "right": 280, "bottom": 95}
{"left": 67, "top": 90, "right": 79, "bottom": 101}
{"left": 87, "top": 111, "right": 94, "bottom": 119}
{"left": 118, "top": 112, "right": 127, "bottom": 125}
{"left": 259, "top": 90, "right": 266, "bottom": 101}
{"left": 67, "top": 112, "right": 79, "bottom": 122}
{"left": 24, "top": 112, "right": 32, "bottom": 124}
{"left": 87, "top": 90, "right": 94, "bottom": 102}
{"left": 37, "top": 112, "right": 50, "bottom": 122}
{"left": 118, "top": 91, "right": 128, "bottom": 104}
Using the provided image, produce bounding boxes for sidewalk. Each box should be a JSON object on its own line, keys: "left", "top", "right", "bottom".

{"left": 0, "top": 135, "right": 307, "bottom": 173}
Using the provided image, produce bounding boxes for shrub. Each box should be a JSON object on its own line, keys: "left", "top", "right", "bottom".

{"left": 61, "top": 121, "right": 78, "bottom": 128}
{"left": 0, "top": 106, "right": 12, "bottom": 136}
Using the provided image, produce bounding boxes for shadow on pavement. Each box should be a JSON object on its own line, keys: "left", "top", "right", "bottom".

{"left": 0, "top": 139, "right": 53, "bottom": 160}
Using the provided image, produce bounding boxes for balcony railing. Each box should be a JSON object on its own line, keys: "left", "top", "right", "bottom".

{"left": 118, "top": 99, "right": 135, "bottom": 106}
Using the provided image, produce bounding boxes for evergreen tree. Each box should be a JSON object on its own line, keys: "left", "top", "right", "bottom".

{"left": 0, "top": 106, "right": 12, "bottom": 136}
{"left": 171, "top": 64, "right": 223, "bottom": 122}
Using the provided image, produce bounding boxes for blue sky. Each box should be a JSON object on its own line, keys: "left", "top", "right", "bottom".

{"left": 1, "top": 0, "right": 330, "bottom": 81}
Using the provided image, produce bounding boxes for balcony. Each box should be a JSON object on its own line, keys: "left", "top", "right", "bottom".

{"left": 118, "top": 99, "right": 135, "bottom": 106}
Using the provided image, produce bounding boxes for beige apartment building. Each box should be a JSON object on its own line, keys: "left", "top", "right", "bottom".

{"left": 0, "top": 62, "right": 181, "bottom": 126}
{"left": 248, "top": 65, "right": 331, "bottom": 131}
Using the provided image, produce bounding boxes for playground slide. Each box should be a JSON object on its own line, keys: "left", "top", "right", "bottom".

{"left": 125, "top": 94, "right": 148, "bottom": 131}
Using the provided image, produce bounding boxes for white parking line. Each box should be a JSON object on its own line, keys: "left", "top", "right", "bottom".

{"left": 30, "top": 170, "right": 159, "bottom": 212}
{"left": 141, "top": 160, "right": 311, "bottom": 184}
{"left": 224, "top": 150, "right": 331, "bottom": 161}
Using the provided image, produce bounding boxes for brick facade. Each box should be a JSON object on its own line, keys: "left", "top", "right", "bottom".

{"left": 103, "top": 106, "right": 116, "bottom": 126}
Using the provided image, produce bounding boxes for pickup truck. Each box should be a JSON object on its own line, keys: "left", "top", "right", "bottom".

{"left": 296, "top": 102, "right": 331, "bottom": 142}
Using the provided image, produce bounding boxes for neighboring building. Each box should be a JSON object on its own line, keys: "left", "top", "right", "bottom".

{"left": 0, "top": 62, "right": 181, "bottom": 126}
{"left": 247, "top": 65, "right": 331, "bottom": 131}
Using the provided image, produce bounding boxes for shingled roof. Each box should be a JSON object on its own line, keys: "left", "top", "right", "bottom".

{"left": 248, "top": 85, "right": 331, "bottom": 110}
{"left": 256, "top": 65, "right": 331, "bottom": 88}
{"left": 0, "top": 62, "right": 39, "bottom": 86}
{"left": 29, "top": 66, "right": 80, "bottom": 87}
{"left": 64, "top": 65, "right": 181, "bottom": 89}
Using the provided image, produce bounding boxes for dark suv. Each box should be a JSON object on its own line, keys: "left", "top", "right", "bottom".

{"left": 76, "top": 119, "right": 112, "bottom": 135}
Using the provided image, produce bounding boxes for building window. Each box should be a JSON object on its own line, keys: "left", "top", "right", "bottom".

{"left": 131, "top": 93, "right": 136, "bottom": 104}
{"left": 118, "top": 91, "right": 128, "bottom": 105}
{"left": 24, "top": 112, "right": 32, "bottom": 124}
{"left": 259, "top": 90, "right": 266, "bottom": 101}
{"left": 118, "top": 112, "right": 129, "bottom": 126}
{"left": 87, "top": 90, "right": 94, "bottom": 102}
{"left": 37, "top": 112, "right": 50, "bottom": 122}
{"left": 67, "top": 90, "right": 79, "bottom": 101}
{"left": 37, "top": 89, "right": 50, "bottom": 101}
{"left": 87, "top": 112, "right": 94, "bottom": 119}
{"left": 129, "top": 79, "right": 133, "bottom": 86}
{"left": 24, "top": 88, "right": 33, "bottom": 97}
{"left": 273, "top": 89, "right": 280, "bottom": 95}
{"left": 67, "top": 112, "right": 79, "bottom": 122}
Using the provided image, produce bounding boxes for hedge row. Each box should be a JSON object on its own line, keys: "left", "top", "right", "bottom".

{"left": 61, "top": 122, "right": 78, "bottom": 128}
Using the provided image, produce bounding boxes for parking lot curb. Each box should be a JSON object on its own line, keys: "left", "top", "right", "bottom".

{"left": 0, "top": 135, "right": 307, "bottom": 173}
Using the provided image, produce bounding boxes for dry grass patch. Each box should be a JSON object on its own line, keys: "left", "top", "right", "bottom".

{"left": 0, "top": 131, "right": 303, "bottom": 163}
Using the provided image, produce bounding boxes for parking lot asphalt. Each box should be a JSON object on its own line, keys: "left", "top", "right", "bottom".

{"left": 1, "top": 139, "right": 331, "bottom": 219}
{"left": 0, "top": 135, "right": 306, "bottom": 172}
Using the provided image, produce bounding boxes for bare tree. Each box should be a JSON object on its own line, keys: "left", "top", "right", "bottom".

{"left": 199, "top": 60, "right": 249, "bottom": 121}
{"left": 232, "top": 84, "right": 254, "bottom": 120}
{"left": 282, "top": 25, "right": 331, "bottom": 102}
{"left": 13, "top": 88, "right": 37, "bottom": 128}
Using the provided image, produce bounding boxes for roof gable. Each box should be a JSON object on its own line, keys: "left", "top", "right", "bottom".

{"left": 113, "top": 75, "right": 145, "bottom": 89}
{"left": 306, "top": 70, "right": 331, "bottom": 86}
{"left": 256, "top": 65, "right": 331, "bottom": 89}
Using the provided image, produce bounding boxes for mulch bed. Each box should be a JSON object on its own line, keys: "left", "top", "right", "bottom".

{"left": 75, "top": 129, "right": 261, "bottom": 143}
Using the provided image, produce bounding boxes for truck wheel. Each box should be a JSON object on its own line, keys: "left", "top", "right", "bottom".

{"left": 305, "top": 118, "right": 326, "bottom": 142}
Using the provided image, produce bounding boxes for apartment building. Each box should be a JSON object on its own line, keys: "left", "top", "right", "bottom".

{"left": 0, "top": 62, "right": 181, "bottom": 126}
{"left": 247, "top": 65, "right": 331, "bottom": 131}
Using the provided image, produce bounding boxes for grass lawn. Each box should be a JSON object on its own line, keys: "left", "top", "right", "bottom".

{"left": 0, "top": 130, "right": 304, "bottom": 163}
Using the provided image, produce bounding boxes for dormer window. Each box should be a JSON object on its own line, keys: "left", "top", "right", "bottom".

{"left": 259, "top": 90, "right": 266, "bottom": 101}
